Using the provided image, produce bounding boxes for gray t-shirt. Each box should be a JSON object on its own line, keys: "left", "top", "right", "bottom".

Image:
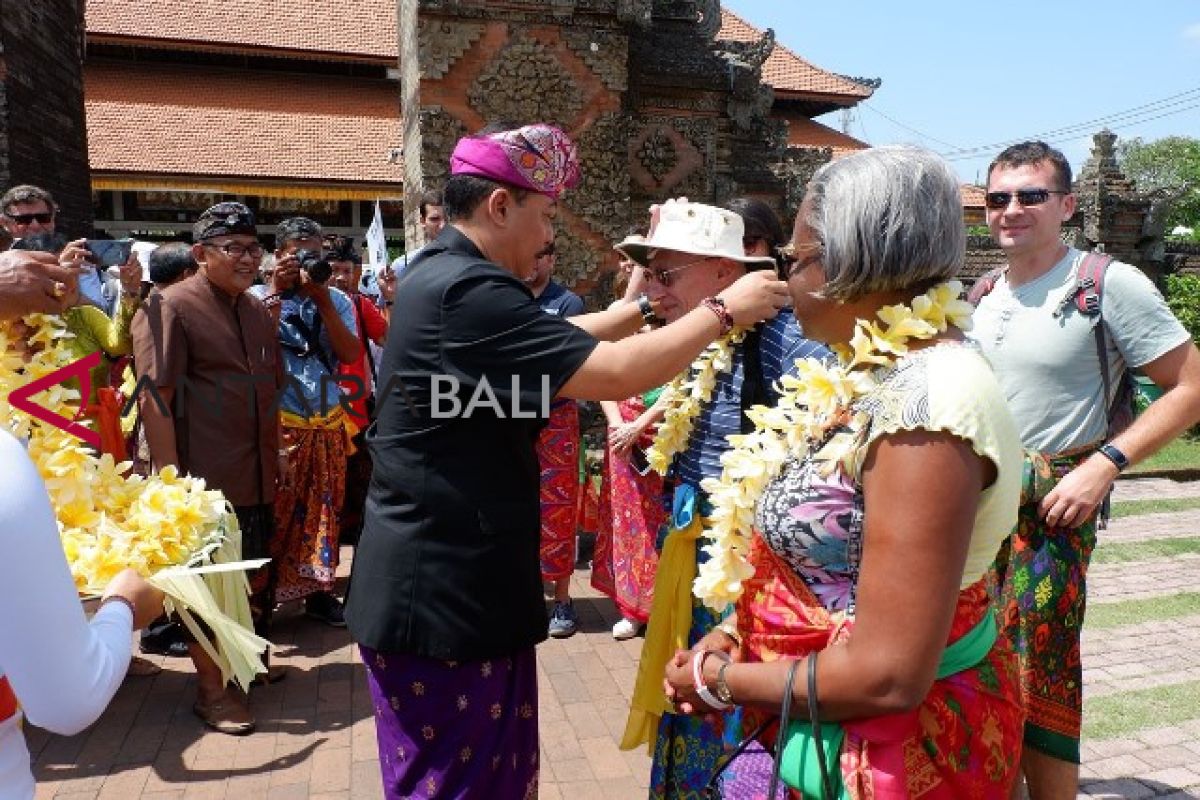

{"left": 970, "top": 248, "right": 1189, "bottom": 453}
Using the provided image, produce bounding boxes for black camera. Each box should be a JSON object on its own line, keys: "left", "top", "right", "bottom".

{"left": 294, "top": 248, "right": 333, "bottom": 284}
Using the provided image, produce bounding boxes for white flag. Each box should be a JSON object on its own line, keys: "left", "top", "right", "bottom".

{"left": 366, "top": 200, "right": 388, "bottom": 271}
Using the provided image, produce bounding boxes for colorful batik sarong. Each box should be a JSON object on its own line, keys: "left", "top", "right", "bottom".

{"left": 988, "top": 447, "right": 1096, "bottom": 764}
{"left": 736, "top": 536, "right": 1024, "bottom": 799}
{"left": 591, "top": 397, "right": 664, "bottom": 623}
{"left": 360, "top": 645, "right": 539, "bottom": 800}
{"left": 622, "top": 485, "right": 732, "bottom": 798}
{"left": 272, "top": 409, "right": 353, "bottom": 602}
{"left": 537, "top": 401, "right": 580, "bottom": 581}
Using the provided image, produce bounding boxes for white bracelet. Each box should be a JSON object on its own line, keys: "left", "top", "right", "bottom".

{"left": 691, "top": 650, "right": 732, "bottom": 711}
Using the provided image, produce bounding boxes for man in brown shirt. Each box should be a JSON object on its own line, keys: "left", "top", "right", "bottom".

{"left": 132, "top": 202, "right": 281, "bottom": 735}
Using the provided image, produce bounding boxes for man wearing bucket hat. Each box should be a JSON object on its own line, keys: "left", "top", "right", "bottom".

{"left": 344, "top": 124, "right": 791, "bottom": 799}
{"left": 615, "top": 198, "right": 830, "bottom": 797}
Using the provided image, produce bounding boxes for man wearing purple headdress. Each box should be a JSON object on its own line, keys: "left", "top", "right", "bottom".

{"left": 344, "top": 123, "right": 792, "bottom": 799}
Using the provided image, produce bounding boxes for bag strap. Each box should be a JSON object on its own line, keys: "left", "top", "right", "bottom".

{"left": 966, "top": 266, "right": 1005, "bottom": 305}
{"left": 768, "top": 659, "right": 802, "bottom": 800}
{"left": 740, "top": 324, "right": 766, "bottom": 434}
{"left": 282, "top": 306, "right": 336, "bottom": 376}
{"left": 807, "top": 654, "right": 834, "bottom": 800}
{"left": 353, "top": 295, "right": 378, "bottom": 389}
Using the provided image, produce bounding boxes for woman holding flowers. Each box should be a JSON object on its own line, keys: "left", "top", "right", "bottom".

{"left": 0, "top": 250, "right": 165, "bottom": 799}
{"left": 664, "top": 147, "right": 1026, "bottom": 798}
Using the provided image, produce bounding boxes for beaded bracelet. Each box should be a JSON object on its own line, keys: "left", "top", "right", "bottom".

{"left": 700, "top": 296, "right": 734, "bottom": 335}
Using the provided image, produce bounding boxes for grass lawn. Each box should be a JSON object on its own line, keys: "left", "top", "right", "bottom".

{"left": 1086, "top": 592, "right": 1200, "bottom": 629}
{"left": 1084, "top": 679, "right": 1200, "bottom": 739}
{"left": 1129, "top": 436, "right": 1200, "bottom": 473}
{"left": 1110, "top": 496, "right": 1200, "bottom": 518}
{"left": 1091, "top": 536, "right": 1200, "bottom": 565}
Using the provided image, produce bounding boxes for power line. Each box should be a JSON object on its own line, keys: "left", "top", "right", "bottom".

{"left": 938, "top": 85, "right": 1200, "bottom": 159}
{"left": 941, "top": 99, "right": 1200, "bottom": 162}
{"left": 860, "top": 102, "right": 961, "bottom": 150}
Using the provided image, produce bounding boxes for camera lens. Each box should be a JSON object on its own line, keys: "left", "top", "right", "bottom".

{"left": 294, "top": 248, "right": 333, "bottom": 284}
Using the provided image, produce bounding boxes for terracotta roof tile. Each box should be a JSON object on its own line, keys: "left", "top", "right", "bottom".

{"left": 85, "top": 63, "right": 403, "bottom": 184}
{"left": 85, "top": 0, "right": 397, "bottom": 60}
{"left": 718, "top": 8, "right": 872, "bottom": 101}
{"left": 784, "top": 115, "right": 869, "bottom": 158}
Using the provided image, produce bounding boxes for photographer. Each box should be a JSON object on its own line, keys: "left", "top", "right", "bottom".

{"left": 252, "top": 217, "right": 361, "bottom": 627}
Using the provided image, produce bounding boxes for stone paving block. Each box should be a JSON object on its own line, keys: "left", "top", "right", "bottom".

{"left": 1141, "top": 766, "right": 1200, "bottom": 790}
{"left": 579, "top": 735, "right": 631, "bottom": 780}
{"left": 307, "top": 746, "right": 352, "bottom": 794}
{"left": 1079, "top": 778, "right": 1156, "bottom": 799}
{"left": 1090, "top": 753, "right": 1154, "bottom": 780}
{"left": 1139, "top": 726, "right": 1192, "bottom": 747}
{"left": 547, "top": 755, "right": 594, "bottom": 783}
{"left": 1139, "top": 745, "right": 1198, "bottom": 770}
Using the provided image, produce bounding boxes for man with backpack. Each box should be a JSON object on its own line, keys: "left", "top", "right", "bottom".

{"left": 970, "top": 141, "right": 1200, "bottom": 800}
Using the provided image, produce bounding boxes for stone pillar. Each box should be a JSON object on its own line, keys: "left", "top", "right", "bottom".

{"left": 0, "top": 0, "right": 93, "bottom": 236}
{"left": 1072, "top": 129, "right": 1164, "bottom": 280}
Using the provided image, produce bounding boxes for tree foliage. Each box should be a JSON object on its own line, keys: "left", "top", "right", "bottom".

{"left": 1117, "top": 136, "right": 1200, "bottom": 231}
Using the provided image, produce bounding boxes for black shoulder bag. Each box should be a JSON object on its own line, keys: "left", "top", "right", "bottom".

{"left": 704, "top": 658, "right": 802, "bottom": 799}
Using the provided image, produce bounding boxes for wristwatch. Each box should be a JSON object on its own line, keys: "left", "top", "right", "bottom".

{"left": 715, "top": 661, "right": 735, "bottom": 705}
{"left": 635, "top": 293, "right": 657, "bottom": 325}
{"left": 1097, "top": 442, "right": 1129, "bottom": 472}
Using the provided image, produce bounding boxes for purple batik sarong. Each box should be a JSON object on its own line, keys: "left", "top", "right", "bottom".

{"left": 360, "top": 645, "right": 539, "bottom": 800}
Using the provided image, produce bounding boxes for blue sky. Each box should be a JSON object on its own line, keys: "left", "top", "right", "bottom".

{"left": 723, "top": 1, "right": 1200, "bottom": 186}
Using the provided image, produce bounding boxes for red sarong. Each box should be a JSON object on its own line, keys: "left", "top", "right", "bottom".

{"left": 537, "top": 402, "right": 580, "bottom": 581}
{"left": 591, "top": 397, "right": 664, "bottom": 623}
{"left": 736, "top": 536, "right": 1025, "bottom": 798}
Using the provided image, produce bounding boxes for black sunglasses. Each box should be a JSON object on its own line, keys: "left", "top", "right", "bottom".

{"left": 775, "top": 243, "right": 822, "bottom": 280}
{"left": 984, "top": 188, "right": 1068, "bottom": 210}
{"left": 4, "top": 212, "right": 53, "bottom": 225}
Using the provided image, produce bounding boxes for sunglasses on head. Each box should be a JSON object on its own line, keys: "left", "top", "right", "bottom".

{"left": 984, "top": 188, "right": 1068, "bottom": 210}
{"left": 775, "top": 243, "right": 822, "bottom": 280}
{"left": 4, "top": 212, "right": 53, "bottom": 225}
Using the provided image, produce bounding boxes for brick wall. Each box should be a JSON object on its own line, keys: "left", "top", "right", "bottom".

{"left": 0, "top": 0, "right": 93, "bottom": 236}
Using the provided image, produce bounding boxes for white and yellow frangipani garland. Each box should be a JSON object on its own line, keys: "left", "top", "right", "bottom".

{"left": 693, "top": 281, "right": 976, "bottom": 610}
{"left": 646, "top": 327, "right": 749, "bottom": 475}
{"left": 0, "top": 313, "right": 268, "bottom": 690}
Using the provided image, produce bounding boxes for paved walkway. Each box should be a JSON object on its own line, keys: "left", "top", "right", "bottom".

{"left": 23, "top": 477, "right": 1200, "bottom": 799}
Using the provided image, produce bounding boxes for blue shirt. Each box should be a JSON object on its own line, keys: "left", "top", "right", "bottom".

{"left": 249, "top": 285, "right": 356, "bottom": 417}
{"left": 537, "top": 280, "right": 585, "bottom": 318}
{"left": 674, "top": 311, "right": 830, "bottom": 486}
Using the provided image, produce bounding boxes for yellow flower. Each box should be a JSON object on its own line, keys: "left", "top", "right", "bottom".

{"left": 693, "top": 282, "right": 966, "bottom": 609}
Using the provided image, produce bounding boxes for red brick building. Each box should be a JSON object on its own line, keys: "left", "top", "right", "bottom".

{"left": 82, "top": 1, "right": 873, "bottom": 244}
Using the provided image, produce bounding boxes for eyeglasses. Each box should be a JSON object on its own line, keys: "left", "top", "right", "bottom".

{"left": 642, "top": 256, "right": 715, "bottom": 287}
{"left": 984, "top": 188, "right": 1068, "bottom": 210}
{"left": 4, "top": 212, "right": 53, "bottom": 225}
{"left": 205, "top": 241, "right": 264, "bottom": 259}
{"left": 776, "top": 243, "right": 822, "bottom": 280}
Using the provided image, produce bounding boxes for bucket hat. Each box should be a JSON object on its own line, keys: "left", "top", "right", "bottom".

{"left": 614, "top": 199, "right": 777, "bottom": 269}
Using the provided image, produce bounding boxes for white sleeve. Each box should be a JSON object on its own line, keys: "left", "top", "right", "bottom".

{"left": 0, "top": 433, "right": 132, "bottom": 735}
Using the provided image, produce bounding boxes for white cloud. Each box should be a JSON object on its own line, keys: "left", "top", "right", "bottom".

{"left": 1184, "top": 23, "right": 1200, "bottom": 42}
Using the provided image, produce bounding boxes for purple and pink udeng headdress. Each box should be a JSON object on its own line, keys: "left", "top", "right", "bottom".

{"left": 449, "top": 124, "right": 581, "bottom": 199}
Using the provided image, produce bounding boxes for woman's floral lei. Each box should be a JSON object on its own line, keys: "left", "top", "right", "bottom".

{"left": 693, "top": 281, "right": 975, "bottom": 610}
{"left": 645, "top": 327, "right": 749, "bottom": 475}
{"left": 0, "top": 313, "right": 268, "bottom": 689}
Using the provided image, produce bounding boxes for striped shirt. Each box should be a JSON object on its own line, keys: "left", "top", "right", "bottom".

{"left": 674, "top": 310, "right": 830, "bottom": 486}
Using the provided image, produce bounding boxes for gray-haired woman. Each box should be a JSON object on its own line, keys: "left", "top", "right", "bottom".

{"left": 665, "top": 146, "right": 1026, "bottom": 797}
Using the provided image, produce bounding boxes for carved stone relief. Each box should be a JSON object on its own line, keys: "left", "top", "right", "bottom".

{"left": 570, "top": 112, "right": 633, "bottom": 243}
{"left": 468, "top": 33, "right": 585, "bottom": 127}
{"left": 562, "top": 28, "right": 629, "bottom": 92}
{"left": 417, "top": 19, "right": 486, "bottom": 80}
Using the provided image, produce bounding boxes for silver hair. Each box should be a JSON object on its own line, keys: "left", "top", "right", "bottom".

{"left": 803, "top": 145, "right": 965, "bottom": 301}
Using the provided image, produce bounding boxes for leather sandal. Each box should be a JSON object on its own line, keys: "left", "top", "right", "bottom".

{"left": 250, "top": 664, "right": 288, "bottom": 687}
{"left": 193, "top": 694, "right": 256, "bottom": 736}
{"left": 127, "top": 655, "right": 162, "bottom": 677}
